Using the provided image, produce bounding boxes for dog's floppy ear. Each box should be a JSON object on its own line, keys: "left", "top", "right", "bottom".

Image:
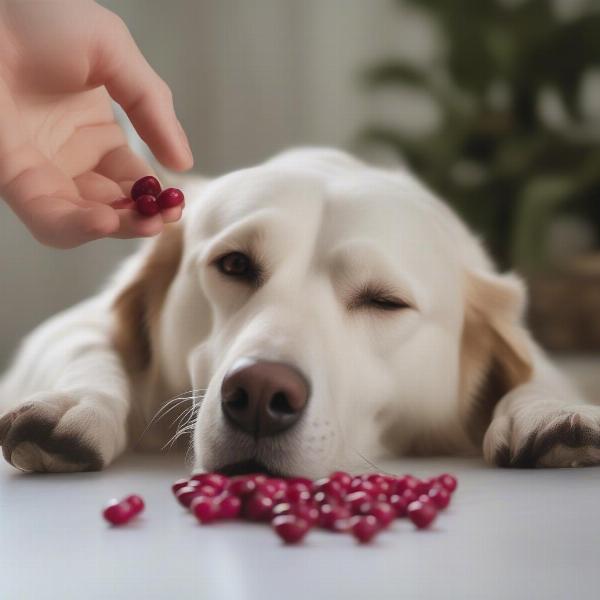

{"left": 460, "top": 270, "right": 533, "bottom": 444}
{"left": 111, "top": 224, "right": 184, "bottom": 373}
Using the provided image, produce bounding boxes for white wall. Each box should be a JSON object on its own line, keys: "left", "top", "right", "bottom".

{"left": 0, "top": 0, "right": 431, "bottom": 368}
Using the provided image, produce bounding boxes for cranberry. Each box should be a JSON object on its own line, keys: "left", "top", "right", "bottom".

{"left": 437, "top": 473, "right": 458, "bottom": 493}
{"left": 157, "top": 187, "right": 184, "bottom": 210}
{"left": 228, "top": 476, "right": 258, "bottom": 497}
{"left": 195, "top": 484, "right": 220, "bottom": 498}
{"left": 394, "top": 475, "right": 419, "bottom": 494}
{"left": 349, "top": 479, "right": 376, "bottom": 496}
{"left": 318, "top": 503, "right": 352, "bottom": 531}
{"left": 346, "top": 491, "right": 374, "bottom": 515}
{"left": 286, "top": 477, "right": 313, "bottom": 490}
{"left": 369, "top": 502, "right": 395, "bottom": 528}
{"left": 407, "top": 500, "right": 438, "bottom": 529}
{"left": 102, "top": 500, "right": 133, "bottom": 526}
{"left": 286, "top": 483, "right": 311, "bottom": 503}
{"left": 401, "top": 489, "right": 419, "bottom": 505}
{"left": 175, "top": 486, "right": 204, "bottom": 508}
{"left": 292, "top": 503, "right": 319, "bottom": 526}
{"left": 388, "top": 494, "right": 409, "bottom": 518}
{"left": 272, "top": 515, "right": 311, "bottom": 544}
{"left": 135, "top": 194, "right": 160, "bottom": 217}
{"left": 216, "top": 495, "right": 242, "bottom": 520}
{"left": 172, "top": 478, "right": 189, "bottom": 495}
{"left": 190, "top": 473, "right": 228, "bottom": 490}
{"left": 428, "top": 486, "right": 451, "bottom": 509}
{"left": 351, "top": 515, "right": 381, "bottom": 544}
{"left": 191, "top": 496, "right": 219, "bottom": 524}
{"left": 243, "top": 493, "right": 274, "bottom": 521}
{"left": 415, "top": 477, "right": 438, "bottom": 495}
{"left": 131, "top": 176, "right": 161, "bottom": 200}
{"left": 314, "top": 478, "right": 345, "bottom": 501}
{"left": 329, "top": 471, "right": 352, "bottom": 489}
{"left": 125, "top": 494, "right": 145, "bottom": 515}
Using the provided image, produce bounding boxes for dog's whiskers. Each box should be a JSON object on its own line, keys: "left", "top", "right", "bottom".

{"left": 136, "top": 388, "right": 206, "bottom": 444}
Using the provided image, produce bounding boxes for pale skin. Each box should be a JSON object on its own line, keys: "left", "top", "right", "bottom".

{"left": 0, "top": 0, "right": 194, "bottom": 248}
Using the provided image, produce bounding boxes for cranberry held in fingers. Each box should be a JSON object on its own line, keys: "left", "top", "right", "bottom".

{"left": 157, "top": 187, "right": 184, "bottom": 210}
{"left": 131, "top": 175, "right": 161, "bottom": 200}
{"left": 351, "top": 515, "right": 381, "bottom": 544}
{"left": 272, "top": 515, "right": 311, "bottom": 544}
{"left": 407, "top": 500, "right": 438, "bottom": 529}
{"left": 135, "top": 194, "right": 160, "bottom": 217}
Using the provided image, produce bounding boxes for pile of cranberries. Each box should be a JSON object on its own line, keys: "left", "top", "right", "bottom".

{"left": 102, "top": 494, "right": 145, "bottom": 525}
{"left": 126, "top": 175, "right": 185, "bottom": 217}
{"left": 167, "top": 471, "right": 457, "bottom": 544}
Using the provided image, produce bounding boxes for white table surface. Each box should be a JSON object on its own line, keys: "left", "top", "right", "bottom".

{"left": 1, "top": 451, "right": 599, "bottom": 600}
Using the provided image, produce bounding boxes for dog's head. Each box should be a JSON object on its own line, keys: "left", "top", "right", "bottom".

{"left": 114, "top": 149, "right": 532, "bottom": 476}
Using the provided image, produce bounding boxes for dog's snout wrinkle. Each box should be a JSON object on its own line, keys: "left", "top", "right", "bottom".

{"left": 221, "top": 359, "right": 309, "bottom": 438}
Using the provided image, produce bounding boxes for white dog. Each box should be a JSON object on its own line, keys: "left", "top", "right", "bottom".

{"left": 0, "top": 149, "right": 597, "bottom": 476}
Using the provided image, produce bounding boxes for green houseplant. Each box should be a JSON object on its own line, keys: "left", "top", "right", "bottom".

{"left": 359, "top": 0, "right": 600, "bottom": 272}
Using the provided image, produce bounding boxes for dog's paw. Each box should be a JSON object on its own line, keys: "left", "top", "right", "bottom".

{"left": 483, "top": 402, "right": 600, "bottom": 468}
{"left": 0, "top": 392, "right": 108, "bottom": 472}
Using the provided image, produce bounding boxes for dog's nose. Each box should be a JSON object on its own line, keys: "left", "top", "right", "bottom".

{"left": 221, "top": 359, "right": 309, "bottom": 437}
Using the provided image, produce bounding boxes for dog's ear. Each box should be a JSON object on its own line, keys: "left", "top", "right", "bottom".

{"left": 111, "top": 224, "right": 184, "bottom": 373}
{"left": 460, "top": 270, "right": 533, "bottom": 444}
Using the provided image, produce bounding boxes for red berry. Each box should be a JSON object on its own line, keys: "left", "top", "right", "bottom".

{"left": 286, "top": 477, "right": 313, "bottom": 490}
{"left": 243, "top": 492, "right": 274, "bottom": 521}
{"left": 401, "top": 489, "right": 419, "bottom": 504}
{"left": 191, "top": 496, "right": 219, "bottom": 524}
{"left": 388, "top": 494, "right": 409, "bottom": 517}
{"left": 190, "top": 473, "right": 228, "bottom": 490}
{"left": 407, "top": 500, "right": 438, "bottom": 529}
{"left": 369, "top": 502, "right": 395, "bottom": 528}
{"left": 135, "top": 194, "right": 160, "bottom": 217}
{"left": 216, "top": 495, "right": 242, "bottom": 520}
{"left": 346, "top": 491, "right": 373, "bottom": 515}
{"left": 228, "top": 476, "right": 258, "bottom": 497}
{"left": 103, "top": 500, "right": 133, "bottom": 526}
{"left": 124, "top": 494, "right": 145, "bottom": 515}
{"left": 157, "top": 187, "right": 184, "bottom": 210}
{"left": 272, "top": 515, "right": 311, "bottom": 544}
{"left": 131, "top": 176, "right": 161, "bottom": 200}
{"left": 286, "top": 483, "right": 312, "bottom": 503}
{"left": 175, "top": 486, "right": 204, "bottom": 508}
{"left": 329, "top": 471, "right": 352, "bottom": 489}
{"left": 437, "top": 473, "right": 458, "bottom": 493}
{"left": 172, "top": 478, "right": 189, "bottom": 495}
{"left": 428, "top": 486, "right": 451, "bottom": 509}
{"left": 351, "top": 515, "right": 381, "bottom": 544}
{"left": 318, "top": 503, "right": 351, "bottom": 531}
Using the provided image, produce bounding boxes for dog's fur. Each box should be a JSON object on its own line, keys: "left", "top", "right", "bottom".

{"left": 1, "top": 149, "right": 598, "bottom": 476}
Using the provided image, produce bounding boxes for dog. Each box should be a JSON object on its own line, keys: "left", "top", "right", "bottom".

{"left": 0, "top": 148, "right": 598, "bottom": 476}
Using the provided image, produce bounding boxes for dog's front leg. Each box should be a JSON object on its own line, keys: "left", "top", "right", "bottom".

{"left": 0, "top": 329, "right": 130, "bottom": 472}
{"left": 483, "top": 377, "right": 600, "bottom": 468}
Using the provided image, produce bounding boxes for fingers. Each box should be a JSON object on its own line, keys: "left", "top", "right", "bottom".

{"left": 92, "top": 11, "right": 193, "bottom": 172}
{"left": 95, "top": 144, "right": 154, "bottom": 196}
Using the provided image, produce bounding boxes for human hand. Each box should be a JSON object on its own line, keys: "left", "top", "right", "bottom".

{"left": 0, "top": 0, "right": 193, "bottom": 248}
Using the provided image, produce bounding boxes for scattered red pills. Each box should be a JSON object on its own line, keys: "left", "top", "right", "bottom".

{"left": 128, "top": 176, "right": 184, "bottom": 217}
{"left": 103, "top": 470, "right": 457, "bottom": 543}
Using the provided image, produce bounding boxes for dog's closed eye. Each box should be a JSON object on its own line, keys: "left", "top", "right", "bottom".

{"left": 349, "top": 285, "right": 412, "bottom": 313}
